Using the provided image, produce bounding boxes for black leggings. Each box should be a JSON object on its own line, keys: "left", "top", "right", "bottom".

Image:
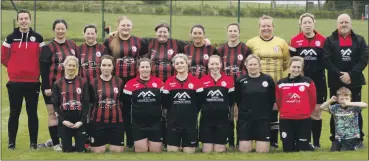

{"left": 6, "top": 82, "right": 40, "bottom": 145}
{"left": 59, "top": 124, "right": 86, "bottom": 152}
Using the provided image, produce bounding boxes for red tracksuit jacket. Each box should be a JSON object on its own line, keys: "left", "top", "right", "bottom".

{"left": 276, "top": 74, "right": 316, "bottom": 119}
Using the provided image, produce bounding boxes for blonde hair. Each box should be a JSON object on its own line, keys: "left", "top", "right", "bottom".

{"left": 299, "top": 13, "right": 316, "bottom": 24}
{"left": 172, "top": 53, "right": 188, "bottom": 64}
{"left": 336, "top": 87, "right": 352, "bottom": 97}
{"left": 244, "top": 54, "right": 262, "bottom": 68}
{"left": 110, "top": 16, "right": 132, "bottom": 58}
{"left": 258, "top": 15, "right": 274, "bottom": 27}
{"left": 63, "top": 55, "right": 79, "bottom": 76}
{"left": 288, "top": 56, "right": 304, "bottom": 74}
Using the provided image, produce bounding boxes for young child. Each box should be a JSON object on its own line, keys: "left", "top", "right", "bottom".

{"left": 320, "top": 87, "right": 367, "bottom": 151}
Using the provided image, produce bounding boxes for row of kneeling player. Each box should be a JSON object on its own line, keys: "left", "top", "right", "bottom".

{"left": 51, "top": 53, "right": 367, "bottom": 153}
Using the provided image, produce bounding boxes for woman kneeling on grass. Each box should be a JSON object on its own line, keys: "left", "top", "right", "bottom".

{"left": 275, "top": 56, "right": 316, "bottom": 152}
{"left": 88, "top": 55, "right": 125, "bottom": 153}
{"left": 52, "top": 56, "right": 90, "bottom": 153}
{"left": 320, "top": 87, "right": 367, "bottom": 151}
{"left": 235, "top": 54, "right": 275, "bottom": 153}
{"left": 123, "top": 58, "right": 165, "bottom": 152}
{"left": 162, "top": 54, "right": 204, "bottom": 153}
{"left": 199, "top": 55, "right": 235, "bottom": 153}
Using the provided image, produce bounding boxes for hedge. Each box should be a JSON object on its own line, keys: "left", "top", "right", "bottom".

{"left": 1, "top": 1, "right": 353, "bottom": 19}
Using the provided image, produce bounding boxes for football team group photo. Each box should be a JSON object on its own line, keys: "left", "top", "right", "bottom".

{"left": 1, "top": 1, "right": 368, "bottom": 159}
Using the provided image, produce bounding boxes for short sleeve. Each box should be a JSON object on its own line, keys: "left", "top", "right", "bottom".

{"left": 329, "top": 104, "right": 337, "bottom": 114}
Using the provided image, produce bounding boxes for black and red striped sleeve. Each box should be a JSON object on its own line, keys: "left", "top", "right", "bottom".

{"left": 308, "top": 80, "right": 317, "bottom": 113}
{"left": 40, "top": 45, "right": 53, "bottom": 89}
{"left": 139, "top": 38, "right": 149, "bottom": 57}
{"left": 81, "top": 80, "right": 90, "bottom": 124}
{"left": 1, "top": 35, "right": 12, "bottom": 67}
{"left": 52, "top": 80, "right": 65, "bottom": 124}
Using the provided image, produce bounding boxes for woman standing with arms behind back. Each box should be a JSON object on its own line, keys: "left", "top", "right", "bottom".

{"left": 184, "top": 24, "right": 219, "bottom": 79}
{"left": 217, "top": 23, "right": 252, "bottom": 149}
{"left": 39, "top": 19, "right": 78, "bottom": 151}
{"left": 289, "top": 13, "right": 327, "bottom": 149}
{"left": 246, "top": 15, "right": 290, "bottom": 149}
{"left": 78, "top": 24, "right": 108, "bottom": 82}
{"left": 104, "top": 16, "right": 148, "bottom": 148}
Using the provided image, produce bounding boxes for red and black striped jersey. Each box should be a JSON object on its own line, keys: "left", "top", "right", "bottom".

{"left": 218, "top": 42, "right": 251, "bottom": 81}
{"left": 289, "top": 31, "right": 326, "bottom": 78}
{"left": 162, "top": 74, "right": 204, "bottom": 129}
{"left": 200, "top": 74, "right": 235, "bottom": 124}
{"left": 147, "top": 38, "right": 188, "bottom": 82}
{"left": 184, "top": 44, "right": 219, "bottom": 79}
{"left": 103, "top": 36, "right": 148, "bottom": 78}
{"left": 77, "top": 43, "right": 108, "bottom": 82}
{"left": 123, "top": 76, "right": 164, "bottom": 126}
{"left": 40, "top": 39, "right": 78, "bottom": 90}
{"left": 52, "top": 76, "right": 90, "bottom": 124}
{"left": 89, "top": 76, "right": 124, "bottom": 123}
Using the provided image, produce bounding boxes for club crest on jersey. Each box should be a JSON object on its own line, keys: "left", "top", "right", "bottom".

{"left": 188, "top": 83, "right": 194, "bottom": 89}
{"left": 71, "top": 49, "right": 75, "bottom": 55}
{"left": 315, "top": 41, "right": 321, "bottom": 47}
{"left": 152, "top": 82, "right": 157, "bottom": 88}
{"left": 30, "top": 36, "right": 36, "bottom": 42}
{"left": 221, "top": 81, "right": 227, "bottom": 87}
{"left": 132, "top": 46, "right": 137, "bottom": 52}
{"left": 114, "top": 87, "right": 119, "bottom": 93}
{"left": 238, "top": 54, "right": 243, "bottom": 60}
{"left": 273, "top": 46, "right": 279, "bottom": 52}
{"left": 203, "top": 54, "right": 209, "bottom": 60}
{"left": 299, "top": 86, "right": 305, "bottom": 92}
{"left": 262, "top": 81, "right": 268, "bottom": 87}
{"left": 96, "top": 52, "right": 101, "bottom": 57}
{"left": 76, "top": 88, "right": 82, "bottom": 94}
{"left": 168, "top": 49, "right": 174, "bottom": 55}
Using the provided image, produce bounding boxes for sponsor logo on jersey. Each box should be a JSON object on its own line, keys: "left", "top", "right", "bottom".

{"left": 173, "top": 92, "right": 191, "bottom": 104}
{"left": 341, "top": 49, "right": 352, "bottom": 61}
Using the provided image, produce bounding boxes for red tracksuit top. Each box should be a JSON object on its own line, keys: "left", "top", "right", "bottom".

{"left": 276, "top": 74, "right": 316, "bottom": 119}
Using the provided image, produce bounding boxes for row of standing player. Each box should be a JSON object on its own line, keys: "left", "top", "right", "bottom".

{"left": 2, "top": 9, "right": 367, "bottom": 153}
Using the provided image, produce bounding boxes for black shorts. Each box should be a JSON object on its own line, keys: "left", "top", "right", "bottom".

{"left": 88, "top": 122, "right": 125, "bottom": 147}
{"left": 166, "top": 127, "right": 198, "bottom": 147}
{"left": 41, "top": 87, "right": 53, "bottom": 105}
{"left": 237, "top": 119, "right": 270, "bottom": 142}
{"left": 331, "top": 138, "right": 361, "bottom": 151}
{"left": 132, "top": 123, "right": 163, "bottom": 142}
{"left": 311, "top": 76, "right": 327, "bottom": 104}
{"left": 199, "top": 121, "right": 229, "bottom": 145}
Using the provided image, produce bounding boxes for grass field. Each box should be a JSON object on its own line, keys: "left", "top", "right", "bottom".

{"left": 1, "top": 10, "right": 368, "bottom": 160}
